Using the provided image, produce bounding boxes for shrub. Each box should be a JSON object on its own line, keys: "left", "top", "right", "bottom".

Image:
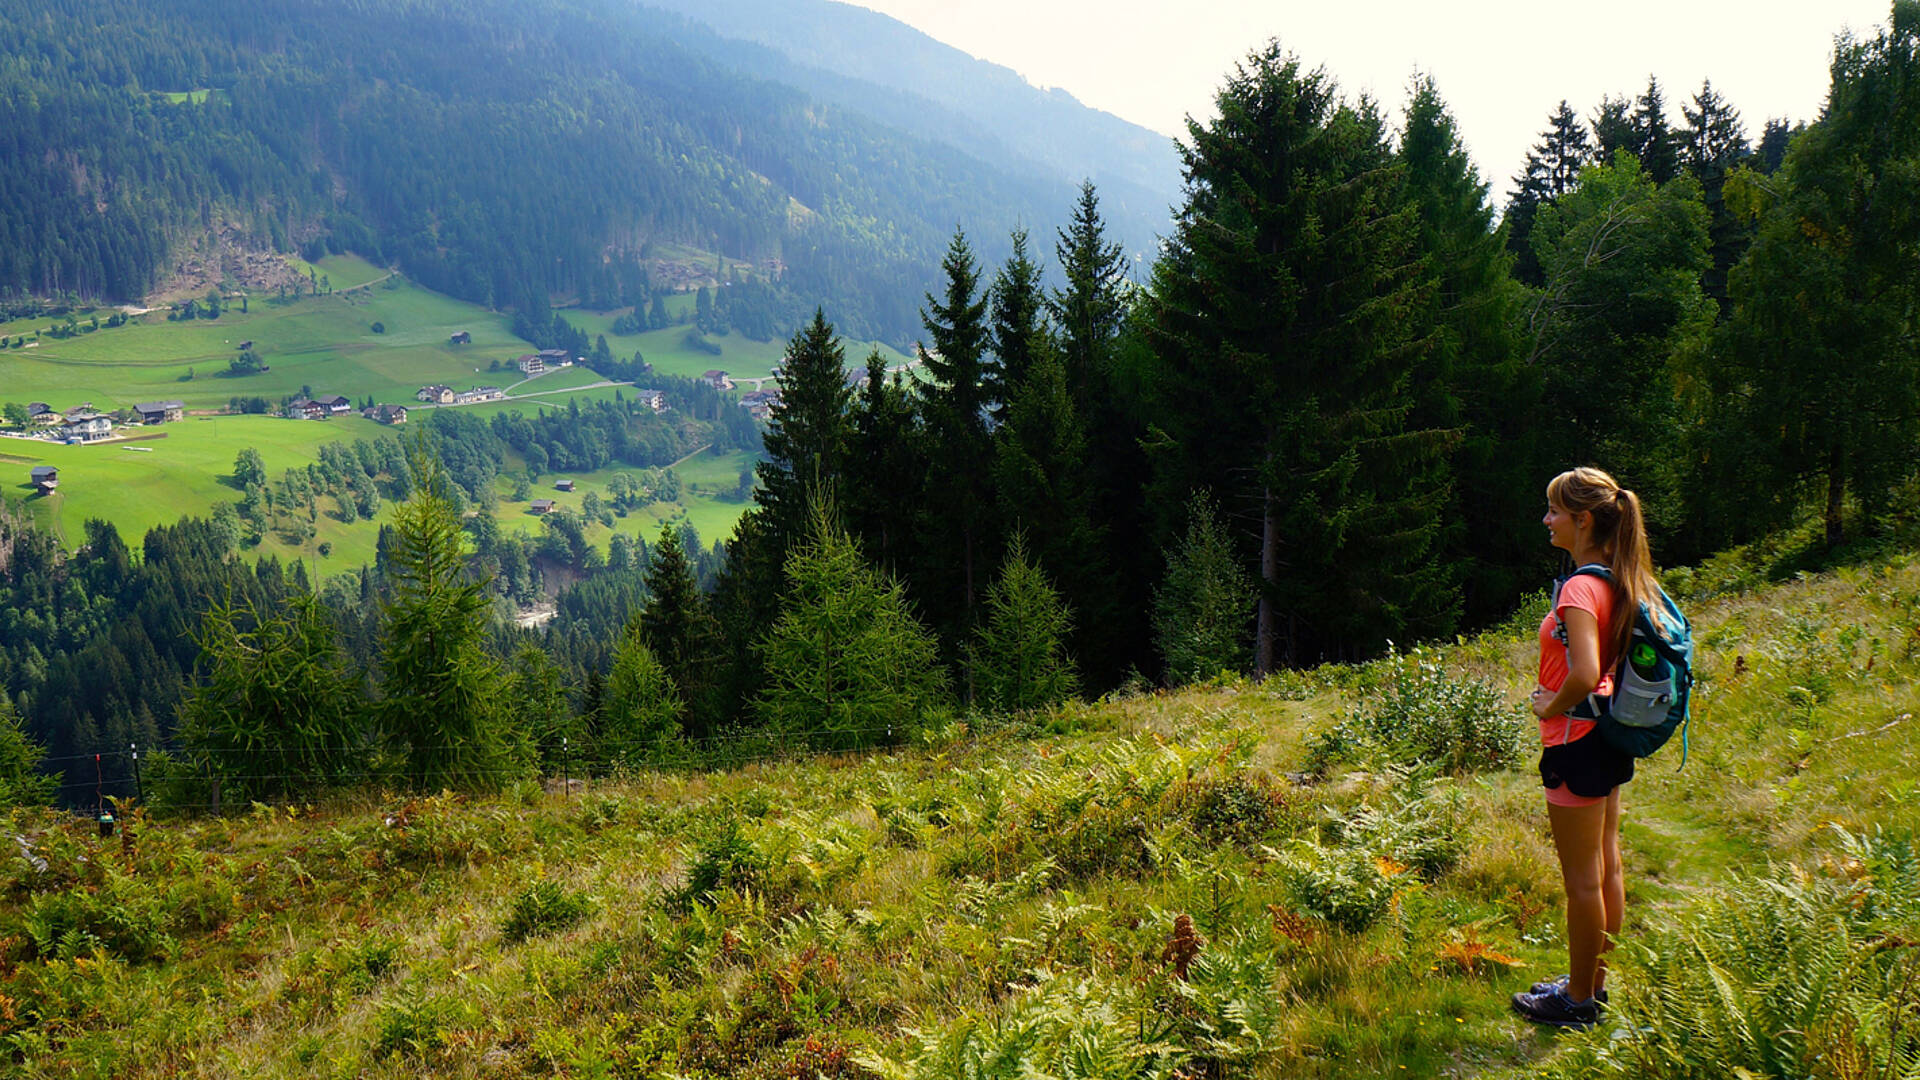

{"left": 1277, "top": 839, "right": 1400, "bottom": 933}
{"left": 968, "top": 535, "right": 1079, "bottom": 713}
{"left": 1306, "top": 650, "right": 1524, "bottom": 774}
{"left": 500, "top": 880, "right": 595, "bottom": 942}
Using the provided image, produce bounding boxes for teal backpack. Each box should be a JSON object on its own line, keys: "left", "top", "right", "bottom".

{"left": 1552, "top": 564, "right": 1695, "bottom": 764}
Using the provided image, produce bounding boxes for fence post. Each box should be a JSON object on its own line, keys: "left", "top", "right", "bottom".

{"left": 129, "top": 743, "right": 143, "bottom": 805}
{"left": 562, "top": 737, "right": 570, "bottom": 799}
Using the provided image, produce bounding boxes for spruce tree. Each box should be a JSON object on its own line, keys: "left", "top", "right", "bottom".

{"left": 1681, "top": 79, "right": 1754, "bottom": 315}
{"left": 843, "top": 357, "right": 923, "bottom": 574}
{"left": 639, "top": 524, "right": 720, "bottom": 737}
{"left": 967, "top": 535, "right": 1078, "bottom": 713}
{"left": 1695, "top": 3, "right": 1920, "bottom": 549}
{"left": 1591, "top": 95, "right": 1634, "bottom": 163}
{"left": 1049, "top": 181, "right": 1131, "bottom": 412}
{"left": 755, "top": 308, "right": 853, "bottom": 563}
{"left": 914, "top": 229, "right": 996, "bottom": 643}
{"left": 0, "top": 696, "right": 55, "bottom": 808}
{"left": 379, "top": 450, "right": 525, "bottom": 791}
{"left": 1506, "top": 101, "right": 1591, "bottom": 284}
{"left": 987, "top": 230, "right": 1045, "bottom": 422}
{"left": 1144, "top": 44, "right": 1456, "bottom": 670}
{"left": 993, "top": 342, "right": 1114, "bottom": 683}
{"left": 1629, "top": 77, "right": 1682, "bottom": 184}
{"left": 1152, "top": 492, "right": 1254, "bottom": 685}
{"left": 1399, "top": 77, "right": 1540, "bottom": 624}
{"left": 755, "top": 499, "right": 948, "bottom": 751}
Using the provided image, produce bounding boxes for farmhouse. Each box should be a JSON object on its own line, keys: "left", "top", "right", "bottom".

{"left": 29, "top": 466, "right": 57, "bottom": 493}
{"left": 452, "top": 386, "right": 504, "bottom": 405}
{"left": 315, "top": 394, "right": 352, "bottom": 415}
{"left": 449, "top": 331, "right": 471, "bottom": 345}
{"left": 554, "top": 479, "right": 575, "bottom": 492}
{"left": 132, "top": 400, "right": 185, "bottom": 424}
{"left": 416, "top": 385, "right": 455, "bottom": 404}
{"left": 530, "top": 499, "right": 555, "bottom": 514}
{"left": 27, "top": 404, "right": 56, "bottom": 425}
{"left": 633, "top": 389, "right": 667, "bottom": 413}
{"left": 59, "top": 407, "right": 112, "bottom": 441}
{"left": 537, "top": 348, "right": 573, "bottom": 367}
{"left": 363, "top": 404, "right": 409, "bottom": 425}
{"left": 515, "top": 354, "right": 545, "bottom": 376}
{"left": 285, "top": 397, "right": 330, "bottom": 420}
{"left": 699, "top": 370, "right": 733, "bottom": 390}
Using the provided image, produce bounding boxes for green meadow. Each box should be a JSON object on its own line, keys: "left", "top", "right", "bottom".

{"left": 493, "top": 446, "right": 758, "bottom": 553}
{"left": 560, "top": 306, "right": 914, "bottom": 383}
{"left": 0, "top": 257, "right": 765, "bottom": 566}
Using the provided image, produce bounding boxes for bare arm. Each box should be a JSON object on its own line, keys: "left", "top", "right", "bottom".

{"left": 1533, "top": 607, "right": 1603, "bottom": 719}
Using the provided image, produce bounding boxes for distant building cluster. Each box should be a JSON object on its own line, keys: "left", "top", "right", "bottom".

{"left": 286, "top": 394, "right": 352, "bottom": 420}
{"left": 414, "top": 384, "right": 503, "bottom": 405}
{"left": 513, "top": 348, "right": 576, "bottom": 375}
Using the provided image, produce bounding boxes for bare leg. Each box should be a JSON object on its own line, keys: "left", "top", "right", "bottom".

{"left": 1597, "top": 788, "right": 1623, "bottom": 991}
{"left": 1547, "top": 797, "right": 1609, "bottom": 1001}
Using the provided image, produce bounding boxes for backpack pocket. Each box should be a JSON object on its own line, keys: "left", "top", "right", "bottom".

{"left": 1608, "top": 664, "right": 1674, "bottom": 729}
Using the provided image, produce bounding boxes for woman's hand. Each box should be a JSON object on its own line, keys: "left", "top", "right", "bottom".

{"left": 1534, "top": 608, "right": 1603, "bottom": 720}
{"left": 1529, "top": 685, "right": 1554, "bottom": 720}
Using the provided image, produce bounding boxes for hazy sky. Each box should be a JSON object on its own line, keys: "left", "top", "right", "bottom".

{"left": 850, "top": 1, "right": 1896, "bottom": 199}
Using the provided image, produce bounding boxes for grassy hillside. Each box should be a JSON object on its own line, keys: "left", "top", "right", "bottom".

{"left": 560, "top": 306, "right": 915, "bottom": 383}
{"left": 7, "top": 555, "right": 1915, "bottom": 1077}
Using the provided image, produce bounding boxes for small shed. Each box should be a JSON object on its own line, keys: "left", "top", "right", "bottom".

{"left": 236, "top": 340, "right": 253, "bottom": 351}
{"left": 530, "top": 499, "right": 555, "bottom": 514}
{"left": 554, "top": 479, "right": 575, "bottom": 492}
{"left": 449, "top": 331, "right": 471, "bottom": 345}
{"left": 29, "top": 466, "right": 57, "bottom": 493}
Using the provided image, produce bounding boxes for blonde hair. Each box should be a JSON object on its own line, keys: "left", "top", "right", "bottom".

{"left": 1547, "top": 466, "right": 1665, "bottom": 657}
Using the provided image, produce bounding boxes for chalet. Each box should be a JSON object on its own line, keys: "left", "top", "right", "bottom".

{"left": 530, "top": 499, "right": 556, "bottom": 514}
{"left": 554, "top": 479, "right": 575, "bottom": 492}
{"left": 416, "top": 385, "right": 455, "bottom": 404}
{"left": 132, "top": 400, "right": 185, "bottom": 424}
{"left": 537, "top": 348, "right": 572, "bottom": 367}
{"left": 449, "top": 331, "right": 471, "bottom": 345}
{"left": 285, "top": 397, "right": 329, "bottom": 420}
{"left": 61, "top": 412, "right": 112, "bottom": 441}
{"left": 633, "top": 389, "right": 667, "bottom": 413}
{"left": 27, "top": 404, "right": 57, "bottom": 425}
{"left": 699, "top": 370, "right": 733, "bottom": 391}
{"left": 363, "top": 404, "right": 409, "bottom": 425}
{"left": 29, "top": 466, "right": 57, "bottom": 493}
{"left": 451, "top": 386, "right": 504, "bottom": 405}
{"left": 314, "top": 394, "right": 352, "bottom": 415}
{"left": 515, "top": 354, "right": 545, "bottom": 376}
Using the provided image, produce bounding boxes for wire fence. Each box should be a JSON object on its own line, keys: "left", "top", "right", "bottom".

{"left": 41, "top": 721, "right": 946, "bottom": 817}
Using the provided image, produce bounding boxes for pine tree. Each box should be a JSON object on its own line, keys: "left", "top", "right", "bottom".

{"left": 1506, "top": 101, "right": 1591, "bottom": 284}
{"left": 1049, "top": 181, "right": 1131, "bottom": 412}
{"left": 504, "top": 641, "right": 578, "bottom": 773}
{"left": 1756, "top": 118, "right": 1796, "bottom": 174}
{"left": 1152, "top": 492, "right": 1254, "bottom": 685}
{"left": 914, "top": 229, "right": 996, "bottom": 643}
{"left": 755, "top": 308, "right": 852, "bottom": 562}
{"left": 639, "top": 523, "right": 721, "bottom": 737}
{"left": 843, "top": 357, "right": 923, "bottom": 574}
{"left": 1681, "top": 79, "right": 1755, "bottom": 315}
{"left": 1591, "top": 95, "right": 1634, "bottom": 163}
{"left": 0, "top": 696, "right": 54, "bottom": 808}
{"left": 1629, "top": 77, "right": 1682, "bottom": 184}
{"left": 1399, "top": 76, "right": 1540, "bottom": 624}
{"left": 1696, "top": 3, "right": 1920, "bottom": 549}
{"left": 378, "top": 449, "right": 527, "bottom": 790}
{"left": 755, "top": 499, "right": 948, "bottom": 751}
{"left": 967, "top": 535, "right": 1078, "bottom": 713}
{"left": 993, "top": 339, "right": 1113, "bottom": 678}
{"left": 1144, "top": 44, "right": 1455, "bottom": 670}
{"left": 987, "top": 230, "right": 1046, "bottom": 422}
{"left": 604, "top": 620, "right": 684, "bottom": 762}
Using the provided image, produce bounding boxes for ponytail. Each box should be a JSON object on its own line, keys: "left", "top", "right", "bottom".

{"left": 1546, "top": 467, "right": 1667, "bottom": 658}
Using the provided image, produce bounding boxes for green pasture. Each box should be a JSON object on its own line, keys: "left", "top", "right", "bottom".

{"left": 492, "top": 446, "right": 758, "bottom": 554}
{"left": 2, "top": 415, "right": 398, "bottom": 565}
{"left": 156, "top": 88, "right": 226, "bottom": 105}
{"left": 502, "top": 364, "right": 607, "bottom": 393}
{"left": 287, "top": 254, "right": 393, "bottom": 292}
{"left": 0, "top": 273, "right": 524, "bottom": 412}
{"left": 562, "top": 314, "right": 913, "bottom": 382}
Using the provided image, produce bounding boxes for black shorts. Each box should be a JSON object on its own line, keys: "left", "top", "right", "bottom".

{"left": 1539, "top": 728, "right": 1635, "bottom": 799}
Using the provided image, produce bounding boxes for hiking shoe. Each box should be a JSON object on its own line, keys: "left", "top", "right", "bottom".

{"left": 1528, "top": 974, "right": 1609, "bottom": 1006}
{"left": 1510, "top": 986, "right": 1602, "bottom": 1029}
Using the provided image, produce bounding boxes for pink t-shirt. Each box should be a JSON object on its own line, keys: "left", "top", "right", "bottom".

{"left": 1535, "top": 573, "right": 1618, "bottom": 746}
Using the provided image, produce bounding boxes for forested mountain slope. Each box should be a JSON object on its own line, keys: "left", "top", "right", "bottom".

{"left": 639, "top": 0, "right": 1181, "bottom": 254}
{"left": 0, "top": 0, "right": 1122, "bottom": 341}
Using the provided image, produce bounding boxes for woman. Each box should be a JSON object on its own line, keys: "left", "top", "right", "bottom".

{"left": 1510, "top": 466, "right": 1662, "bottom": 1029}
